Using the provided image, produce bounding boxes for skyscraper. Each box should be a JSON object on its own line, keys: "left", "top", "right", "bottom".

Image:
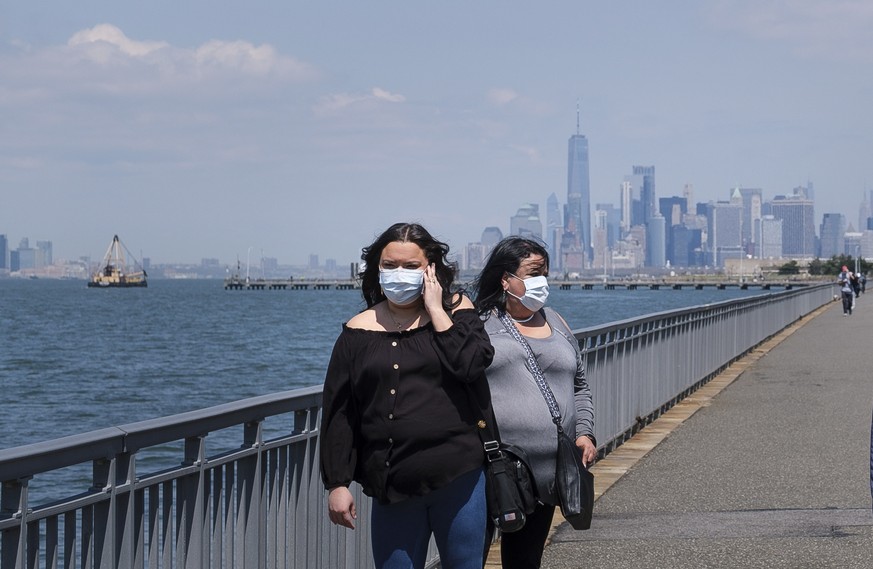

{"left": 619, "top": 181, "right": 632, "bottom": 233}
{"left": 659, "top": 196, "right": 688, "bottom": 266}
{"left": 546, "top": 193, "right": 562, "bottom": 266}
{"left": 819, "top": 213, "right": 846, "bottom": 259}
{"left": 759, "top": 215, "right": 783, "bottom": 259}
{"left": 624, "top": 165, "right": 657, "bottom": 266}
{"left": 510, "top": 204, "right": 542, "bottom": 239}
{"left": 737, "top": 188, "right": 763, "bottom": 255}
{"left": 770, "top": 193, "right": 815, "bottom": 258}
{"left": 0, "top": 234, "right": 7, "bottom": 270}
{"left": 565, "top": 107, "right": 591, "bottom": 268}
{"left": 36, "top": 240, "right": 53, "bottom": 268}
{"left": 634, "top": 166, "right": 656, "bottom": 222}
{"left": 706, "top": 201, "right": 743, "bottom": 267}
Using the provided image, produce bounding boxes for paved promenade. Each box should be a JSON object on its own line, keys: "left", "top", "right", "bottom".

{"left": 542, "top": 296, "right": 873, "bottom": 569}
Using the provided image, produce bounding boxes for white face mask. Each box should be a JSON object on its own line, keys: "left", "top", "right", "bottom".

{"left": 379, "top": 268, "right": 424, "bottom": 306}
{"left": 506, "top": 274, "right": 549, "bottom": 311}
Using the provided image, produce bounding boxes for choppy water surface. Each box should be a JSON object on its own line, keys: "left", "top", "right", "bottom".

{"left": 0, "top": 278, "right": 765, "bottom": 450}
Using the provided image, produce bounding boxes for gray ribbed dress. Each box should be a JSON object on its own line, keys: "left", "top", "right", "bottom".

{"left": 483, "top": 307, "right": 594, "bottom": 505}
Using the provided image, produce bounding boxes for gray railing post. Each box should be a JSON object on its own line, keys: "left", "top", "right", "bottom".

{"left": 92, "top": 456, "right": 116, "bottom": 569}
{"left": 178, "top": 436, "right": 208, "bottom": 569}
{"left": 237, "top": 420, "right": 265, "bottom": 569}
{"left": 1, "top": 478, "right": 28, "bottom": 569}
{"left": 110, "top": 452, "right": 137, "bottom": 569}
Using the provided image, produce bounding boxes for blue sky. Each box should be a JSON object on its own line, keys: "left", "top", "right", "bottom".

{"left": 3, "top": 1, "right": 873, "bottom": 265}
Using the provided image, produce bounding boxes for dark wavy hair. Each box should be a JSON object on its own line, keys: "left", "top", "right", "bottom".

{"left": 359, "top": 222, "right": 460, "bottom": 310}
{"left": 472, "top": 236, "right": 549, "bottom": 316}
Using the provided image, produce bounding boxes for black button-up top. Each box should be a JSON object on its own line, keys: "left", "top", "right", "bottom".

{"left": 319, "top": 308, "right": 494, "bottom": 504}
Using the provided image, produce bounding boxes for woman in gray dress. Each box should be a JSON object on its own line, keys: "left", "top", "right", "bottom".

{"left": 473, "top": 236, "right": 595, "bottom": 569}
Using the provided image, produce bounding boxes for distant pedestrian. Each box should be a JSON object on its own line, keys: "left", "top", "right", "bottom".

{"left": 838, "top": 266, "right": 854, "bottom": 316}
{"left": 851, "top": 272, "right": 862, "bottom": 299}
{"left": 861, "top": 273, "right": 867, "bottom": 294}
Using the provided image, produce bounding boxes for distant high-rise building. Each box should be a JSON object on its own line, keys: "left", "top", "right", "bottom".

{"left": 647, "top": 214, "right": 666, "bottom": 268}
{"left": 481, "top": 227, "right": 503, "bottom": 249}
{"left": 706, "top": 201, "right": 743, "bottom": 267}
{"left": 619, "top": 181, "right": 632, "bottom": 234}
{"left": 737, "top": 188, "right": 763, "bottom": 255}
{"left": 634, "top": 166, "right": 656, "bottom": 221}
{"left": 858, "top": 192, "right": 870, "bottom": 233}
{"left": 36, "top": 240, "right": 52, "bottom": 267}
{"left": 682, "top": 184, "right": 694, "bottom": 210}
{"left": 565, "top": 106, "right": 592, "bottom": 267}
{"left": 308, "top": 254, "right": 319, "bottom": 269}
{"left": 670, "top": 226, "right": 702, "bottom": 268}
{"left": 625, "top": 165, "right": 658, "bottom": 266}
{"left": 819, "top": 213, "right": 846, "bottom": 259}
{"left": 844, "top": 232, "right": 863, "bottom": 258}
{"left": 592, "top": 210, "right": 609, "bottom": 271}
{"left": 595, "top": 203, "right": 621, "bottom": 248}
{"left": 770, "top": 194, "right": 815, "bottom": 258}
{"left": 659, "top": 196, "right": 687, "bottom": 266}
{"left": 17, "top": 247, "right": 36, "bottom": 270}
{"left": 759, "top": 215, "right": 783, "bottom": 259}
{"left": 510, "top": 203, "right": 542, "bottom": 240}
{"left": 467, "top": 226, "right": 505, "bottom": 270}
{"left": 0, "top": 234, "right": 7, "bottom": 270}
{"left": 546, "top": 193, "right": 562, "bottom": 264}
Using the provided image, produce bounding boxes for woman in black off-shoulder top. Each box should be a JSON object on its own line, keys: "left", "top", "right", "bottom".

{"left": 320, "top": 222, "right": 494, "bottom": 569}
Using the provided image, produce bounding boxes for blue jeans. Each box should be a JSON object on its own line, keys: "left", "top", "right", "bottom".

{"left": 371, "top": 468, "right": 486, "bottom": 569}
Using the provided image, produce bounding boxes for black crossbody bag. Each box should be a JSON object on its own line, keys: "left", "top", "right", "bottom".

{"left": 465, "top": 384, "right": 537, "bottom": 533}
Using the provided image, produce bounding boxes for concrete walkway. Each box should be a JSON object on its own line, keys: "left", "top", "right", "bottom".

{"left": 539, "top": 296, "right": 873, "bottom": 569}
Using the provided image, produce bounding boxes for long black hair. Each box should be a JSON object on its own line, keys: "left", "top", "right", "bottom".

{"left": 359, "top": 222, "right": 460, "bottom": 310}
{"left": 472, "top": 236, "right": 549, "bottom": 316}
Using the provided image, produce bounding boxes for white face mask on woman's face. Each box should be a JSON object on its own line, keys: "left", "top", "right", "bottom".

{"left": 379, "top": 268, "right": 424, "bottom": 306}
{"left": 506, "top": 274, "right": 549, "bottom": 311}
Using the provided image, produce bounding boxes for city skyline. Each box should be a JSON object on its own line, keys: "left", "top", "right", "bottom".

{"left": 4, "top": 2, "right": 873, "bottom": 264}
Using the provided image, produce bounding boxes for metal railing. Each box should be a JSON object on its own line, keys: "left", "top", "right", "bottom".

{"left": 0, "top": 284, "right": 834, "bottom": 569}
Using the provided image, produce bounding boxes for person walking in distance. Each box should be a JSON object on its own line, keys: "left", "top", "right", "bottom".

{"left": 838, "top": 265, "right": 854, "bottom": 316}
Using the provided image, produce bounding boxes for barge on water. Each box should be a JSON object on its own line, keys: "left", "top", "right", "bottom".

{"left": 88, "top": 235, "right": 148, "bottom": 288}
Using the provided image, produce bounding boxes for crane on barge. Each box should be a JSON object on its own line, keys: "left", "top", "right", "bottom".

{"left": 88, "top": 235, "right": 148, "bottom": 288}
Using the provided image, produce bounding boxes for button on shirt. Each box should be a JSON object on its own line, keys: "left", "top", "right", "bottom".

{"left": 320, "top": 308, "right": 494, "bottom": 504}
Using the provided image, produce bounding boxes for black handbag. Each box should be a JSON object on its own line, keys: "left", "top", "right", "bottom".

{"left": 466, "top": 385, "right": 537, "bottom": 533}
{"left": 499, "top": 312, "right": 595, "bottom": 530}
{"left": 482, "top": 441, "right": 537, "bottom": 533}
{"left": 555, "top": 428, "right": 594, "bottom": 530}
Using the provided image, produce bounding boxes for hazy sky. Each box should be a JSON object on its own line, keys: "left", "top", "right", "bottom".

{"left": 3, "top": 1, "right": 873, "bottom": 265}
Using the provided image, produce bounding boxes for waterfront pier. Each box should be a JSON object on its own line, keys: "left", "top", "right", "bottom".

{"left": 1, "top": 284, "right": 845, "bottom": 568}
{"left": 223, "top": 276, "right": 816, "bottom": 292}
{"left": 540, "top": 297, "right": 873, "bottom": 569}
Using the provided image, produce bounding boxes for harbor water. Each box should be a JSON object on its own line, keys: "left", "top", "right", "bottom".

{"left": 1, "top": 278, "right": 770, "bottom": 451}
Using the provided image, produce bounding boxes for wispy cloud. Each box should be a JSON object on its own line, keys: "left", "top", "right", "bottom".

{"left": 487, "top": 88, "right": 519, "bottom": 106}
{"left": 709, "top": 0, "right": 873, "bottom": 60}
{"left": 313, "top": 87, "right": 406, "bottom": 115}
{"left": 3, "top": 23, "right": 317, "bottom": 97}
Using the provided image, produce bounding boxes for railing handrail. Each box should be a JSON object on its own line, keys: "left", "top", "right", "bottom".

{"left": 570, "top": 285, "right": 826, "bottom": 337}
{"left": 0, "top": 386, "right": 323, "bottom": 480}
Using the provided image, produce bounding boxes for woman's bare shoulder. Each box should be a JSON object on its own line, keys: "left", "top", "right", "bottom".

{"left": 451, "top": 294, "right": 475, "bottom": 312}
{"left": 346, "top": 306, "right": 381, "bottom": 331}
